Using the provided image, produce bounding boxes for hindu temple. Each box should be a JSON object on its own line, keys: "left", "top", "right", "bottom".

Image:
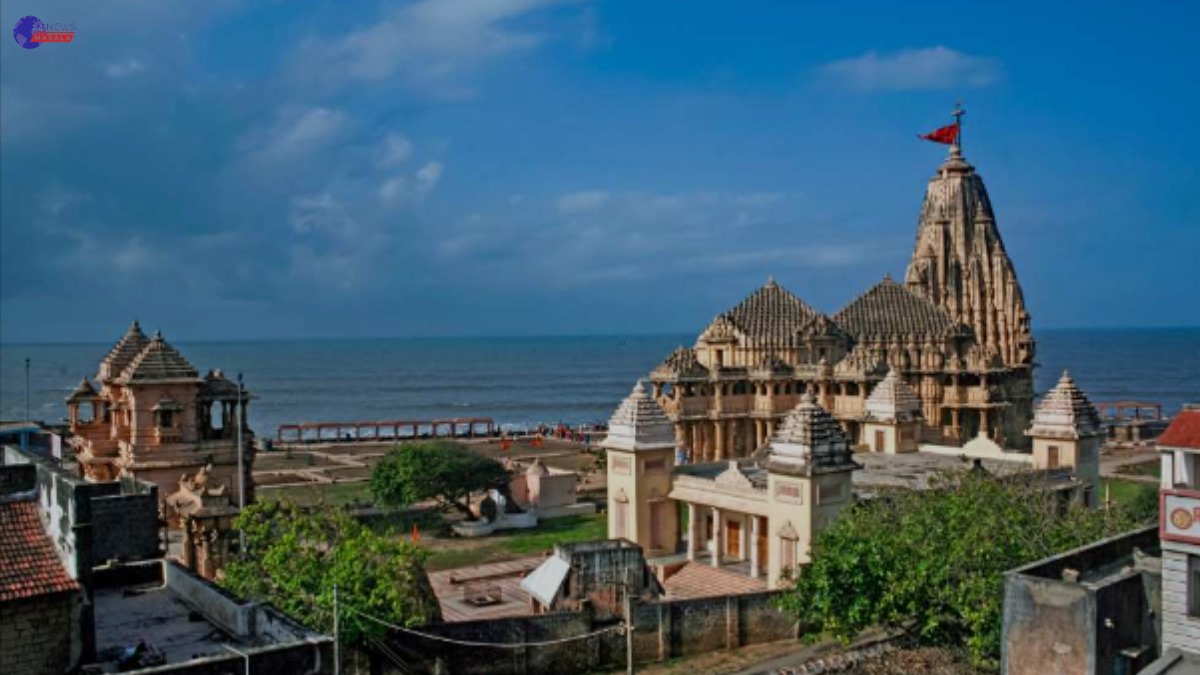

{"left": 65, "top": 321, "right": 255, "bottom": 521}
{"left": 649, "top": 123, "right": 1036, "bottom": 459}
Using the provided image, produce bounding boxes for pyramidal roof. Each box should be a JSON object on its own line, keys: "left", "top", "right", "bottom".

{"left": 864, "top": 369, "right": 923, "bottom": 422}
{"left": 652, "top": 346, "right": 709, "bottom": 379}
{"left": 763, "top": 393, "right": 859, "bottom": 476}
{"left": 116, "top": 331, "right": 200, "bottom": 384}
{"left": 1026, "top": 371, "right": 1103, "bottom": 440}
{"left": 603, "top": 381, "right": 676, "bottom": 452}
{"left": 833, "top": 276, "right": 960, "bottom": 339}
{"left": 66, "top": 377, "right": 98, "bottom": 402}
{"left": 97, "top": 320, "right": 150, "bottom": 382}
{"left": 712, "top": 277, "right": 830, "bottom": 342}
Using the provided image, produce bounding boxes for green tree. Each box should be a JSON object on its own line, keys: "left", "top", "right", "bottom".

{"left": 777, "top": 473, "right": 1147, "bottom": 666}
{"left": 222, "top": 500, "right": 441, "bottom": 648}
{"left": 370, "top": 440, "right": 509, "bottom": 518}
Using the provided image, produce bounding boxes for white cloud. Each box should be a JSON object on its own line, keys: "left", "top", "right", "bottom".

{"left": 816, "top": 47, "right": 1000, "bottom": 92}
{"left": 103, "top": 59, "right": 147, "bottom": 79}
{"left": 294, "top": 0, "right": 575, "bottom": 94}
{"left": 377, "top": 133, "right": 413, "bottom": 168}
{"left": 239, "top": 107, "right": 346, "bottom": 167}
{"left": 556, "top": 190, "right": 610, "bottom": 215}
{"left": 416, "top": 161, "right": 444, "bottom": 194}
{"left": 379, "top": 176, "right": 409, "bottom": 205}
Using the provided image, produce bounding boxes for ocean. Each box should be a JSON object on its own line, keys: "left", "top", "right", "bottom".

{"left": 1, "top": 329, "right": 1197, "bottom": 437}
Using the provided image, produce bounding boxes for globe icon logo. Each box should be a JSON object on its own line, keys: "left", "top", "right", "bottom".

{"left": 13, "top": 15, "right": 41, "bottom": 49}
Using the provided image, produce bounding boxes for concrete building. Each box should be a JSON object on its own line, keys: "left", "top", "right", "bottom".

{"left": 649, "top": 125, "right": 1036, "bottom": 459}
{"left": 0, "top": 445, "right": 334, "bottom": 674}
{"left": 0, "top": 493, "right": 83, "bottom": 675}
{"left": 1002, "top": 526, "right": 1161, "bottom": 675}
{"left": 1149, "top": 407, "right": 1200, "bottom": 672}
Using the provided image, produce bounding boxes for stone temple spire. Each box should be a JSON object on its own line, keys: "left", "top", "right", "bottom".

{"left": 603, "top": 380, "right": 676, "bottom": 451}
{"left": 904, "top": 107, "right": 1034, "bottom": 369}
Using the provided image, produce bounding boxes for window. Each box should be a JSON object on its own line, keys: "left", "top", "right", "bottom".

{"left": 1191, "top": 556, "right": 1200, "bottom": 618}
{"left": 158, "top": 410, "right": 174, "bottom": 428}
{"left": 611, "top": 457, "right": 632, "bottom": 475}
{"left": 1047, "top": 445, "right": 1060, "bottom": 469}
{"left": 614, "top": 501, "right": 629, "bottom": 540}
{"left": 775, "top": 482, "right": 802, "bottom": 502}
{"left": 780, "top": 538, "right": 796, "bottom": 570}
{"left": 819, "top": 481, "right": 845, "bottom": 504}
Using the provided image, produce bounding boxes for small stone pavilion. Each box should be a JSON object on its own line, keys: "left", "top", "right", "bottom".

{"left": 605, "top": 382, "right": 860, "bottom": 589}
{"left": 65, "top": 321, "right": 254, "bottom": 517}
{"left": 1026, "top": 370, "right": 1104, "bottom": 506}
{"left": 861, "top": 368, "right": 923, "bottom": 454}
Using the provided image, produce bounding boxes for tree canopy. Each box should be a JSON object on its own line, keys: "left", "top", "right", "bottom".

{"left": 776, "top": 473, "right": 1147, "bottom": 666}
{"left": 370, "top": 440, "right": 510, "bottom": 517}
{"left": 222, "top": 500, "right": 441, "bottom": 648}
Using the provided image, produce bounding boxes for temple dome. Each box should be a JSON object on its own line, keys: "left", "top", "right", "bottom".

{"left": 762, "top": 393, "right": 859, "bottom": 476}
{"left": 834, "top": 276, "right": 961, "bottom": 339}
{"left": 864, "top": 368, "right": 923, "bottom": 423}
{"left": 66, "top": 377, "right": 97, "bottom": 402}
{"left": 603, "top": 381, "right": 675, "bottom": 452}
{"left": 116, "top": 331, "right": 200, "bottom": 384}
{"left": 97, "top": 320, "right": 150, "bottom": 382}
{"left": 1026, "top": 371, "right": 1103, "bottom": 440}
{"left": 708, "top": 278, "right": 840, "bottom": 344}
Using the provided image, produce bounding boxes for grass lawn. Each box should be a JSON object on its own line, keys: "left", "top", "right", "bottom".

{"left": 1103, "top": 478, "right": 1156, "bottom": 508}
{"left": 1116, "top": 460, "right": 1161, "bottom": 478}
{"left": 422, "top": 513, "right": 607, "bottom": 571}
{"left": 256, "top": 480, "right": 373, "bottom": 507}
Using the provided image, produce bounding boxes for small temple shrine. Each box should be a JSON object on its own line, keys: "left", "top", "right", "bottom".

{"left": 65, "top": 321, "right": 254, "bottom": 523}
{"left": 649, "top": 124, "right": 1036, "bottom": 459}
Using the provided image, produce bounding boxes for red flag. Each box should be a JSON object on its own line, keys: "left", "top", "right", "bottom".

{"left": 919, "top": 124, "right": 959, "bottom": 145}
{"left": 411, "top": 522, "right": 421, "bottom": 543}
{"left": 501, "top": 438, "right": 512, "bottom": 452}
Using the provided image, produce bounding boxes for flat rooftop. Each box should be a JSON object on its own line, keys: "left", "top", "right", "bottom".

{"left": 93, "top": 583, "right": 254, "bottom": 670}
{"left": 853, "top": 451, "right": 1029, "bottom": 496}
{"left": 90, "top": 561, "right": 330, "bottom": 673}
{"left": 427, "top": 556, "right": 543, "bottom": 622}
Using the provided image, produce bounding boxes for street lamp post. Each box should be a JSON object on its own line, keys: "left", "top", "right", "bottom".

{"left": 237, "top": 372, "right": 245, "bottom": 553}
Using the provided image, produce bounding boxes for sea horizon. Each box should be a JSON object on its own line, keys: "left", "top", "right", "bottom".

{"left": 2, "top": 324, "right": 1197, "bottom": 348}
{"left": 2, "top": 327, "right": 1197, "bottom": 437}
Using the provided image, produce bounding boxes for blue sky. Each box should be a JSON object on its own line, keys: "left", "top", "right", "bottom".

{"left": 2, "top": 0, "right": 1197, "bottom": 343}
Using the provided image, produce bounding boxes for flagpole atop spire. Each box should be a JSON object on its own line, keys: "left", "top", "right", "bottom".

{"left": 951, "top": 100, "right": 965, "bottom": 151}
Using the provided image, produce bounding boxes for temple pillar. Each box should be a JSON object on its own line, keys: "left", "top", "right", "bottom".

{"left": 711, "top": 507, "right": 722, "bottom": 567}
{"left": 750, "top": 515, "right": 761, "bottom": 578}
{"left": 980, "top": 408, "right": 990, "bottom": 439}
{"left": 687, "top": 503, "right": 698, "bottom": 562}
{"left": 713, "top": 420, "right": 725, "bottom": 460}
{"left": 951, "top": 408, "right": 961, "bottom": 439}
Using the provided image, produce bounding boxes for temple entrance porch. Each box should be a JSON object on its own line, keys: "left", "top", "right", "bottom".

{"left": 677, "top": 501, "right": 769, "bottom": 580}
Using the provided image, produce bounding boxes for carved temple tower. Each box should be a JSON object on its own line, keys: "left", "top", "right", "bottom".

{"left": 905, "top": 107, "right": 1036, "bottom": 444}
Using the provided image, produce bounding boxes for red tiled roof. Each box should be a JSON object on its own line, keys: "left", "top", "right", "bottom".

{"left": 1160, "top": 411, "right": 1200, "bottom": 451}
{"left": 0, "top": 500, "right": 79, "bottom": 602}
